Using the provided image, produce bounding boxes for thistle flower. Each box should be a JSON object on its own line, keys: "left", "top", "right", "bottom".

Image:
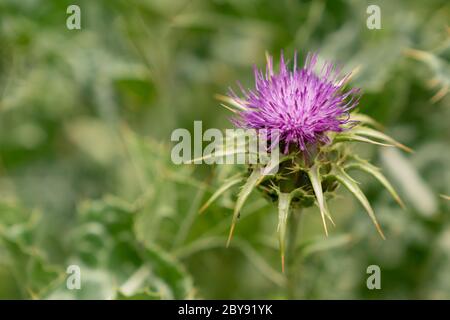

{"left": 229, "top": 52, "right": 360, "bottom": 153}
{"left": 206, "top": 52, "right": 411, "bottom": 272}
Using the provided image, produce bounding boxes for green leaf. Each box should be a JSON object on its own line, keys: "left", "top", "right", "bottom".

{"left": 65, "top": 118, "right": 118, "bottom": 165}
{"left": 199, "top": 176, "right": 243, "bottom": 214}
{"left": 143, "top": 244, "right": 194, "bottom": 299}
{"left": 116, "top": 288, "right": 161, "bottom": 300}
{"left": 0, "top": 236, "right": 63, "bottom": 299}
{"left": 227, "top": 168, "right": 265, "bottom": 247}
{"left": 332, "top": 166, "right": 385, "bottom": 239}
{"left": 56, "top": 197, "right": 195, "bottom": 299}
{"left": 173, "top": 236, "right": 284, "bottom": 286}
{"left": 0, "top": 203, "right": 63, "bottom": 299}
{"left": 234, "top": 238, "right": 285, "bottom": 286}
{"left": 307, "top": 164, "right": 333, "bottom": 236}
{"left": 298, "top": 234, "right": 353, "bottom": 258}
{"left": 346, "top": 158, "right": 405, "bottom": 209}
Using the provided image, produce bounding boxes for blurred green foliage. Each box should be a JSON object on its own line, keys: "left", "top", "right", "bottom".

{"left": 0, "top": 0, "right": 449, "bottom": 299}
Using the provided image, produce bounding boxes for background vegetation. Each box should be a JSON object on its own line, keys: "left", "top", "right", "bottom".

{"left": 0, "top": 0, "right": 449, "bottom": 299}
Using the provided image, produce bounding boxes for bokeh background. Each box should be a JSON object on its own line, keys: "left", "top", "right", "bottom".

{"left": 0, "top": 0, "right": 449, "bottom": 299}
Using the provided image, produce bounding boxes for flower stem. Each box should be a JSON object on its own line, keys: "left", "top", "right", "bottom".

{"left": 286, "top": 207, "right": 302, "bottom": 299}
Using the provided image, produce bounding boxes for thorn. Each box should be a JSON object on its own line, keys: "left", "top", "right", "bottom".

{"left": 226, "top": 223, "right": 236, "bottom": 248}
{"left": 281, "top": 254, "right": 285, "bottom": 274}
{"left": 375, "top": 223, "right": 386, "bottom": 240}
{"left": 214, "top": 93, "right": 229, "bottom": 102}
{"left": 321, "top": 216, "right": 329, "bottom": 237}
{"left": 396, "top": 142, "right": 414, "bottom": 154}
{"left": 219, "top": 103, "right": 237, "bottom": 113}
{"left": 324, "top": 203, "right": 336, "bottom": 226}
{"left": 198, "top": 204, "right": 207, "bottom": 215}
{"left": 265, "top": 51, "right": 271, "bottom": 65}
{"left": 328, "top": 215, "right": 336, "bottom": 227}
{"left": 395, "top": 197, "right": 406, "bottom": 210}
{"left": 403, "top": 48, "right": 429, "bottom": 61}
{"left": 338, "top": 64, "right": 361, "bottom": 86}
{"left": 430, "top": 85, "right": 449, "bottom": 104}
{"left": 426, "top": 78, "right": 440, "bottom": 88}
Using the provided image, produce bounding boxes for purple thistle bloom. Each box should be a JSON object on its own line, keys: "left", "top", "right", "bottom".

{"left": 228, "top": 52, "right": 361, "bottom": 153}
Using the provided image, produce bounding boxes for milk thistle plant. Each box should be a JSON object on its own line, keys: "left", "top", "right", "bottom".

{"left": 203, "top": 52, "right": 411, "bottom": 275}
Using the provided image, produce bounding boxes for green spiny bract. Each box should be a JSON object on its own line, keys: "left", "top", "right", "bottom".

{"left": 199, "top": 113, "right": 410, "bottom": 271}
{"left": 201, "top": 53, "right": 412, "bottom": 271}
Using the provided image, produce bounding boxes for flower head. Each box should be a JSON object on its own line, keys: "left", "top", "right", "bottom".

{"left": 211, "top": 51, "right": 411, "bottom": 271}
{"left": 229, "top": 52, "right": 360, "bottom": 153}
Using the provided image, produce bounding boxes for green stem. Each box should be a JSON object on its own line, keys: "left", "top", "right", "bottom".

{"left": 286, "top": 207, "right": 302, "bottom": 299}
